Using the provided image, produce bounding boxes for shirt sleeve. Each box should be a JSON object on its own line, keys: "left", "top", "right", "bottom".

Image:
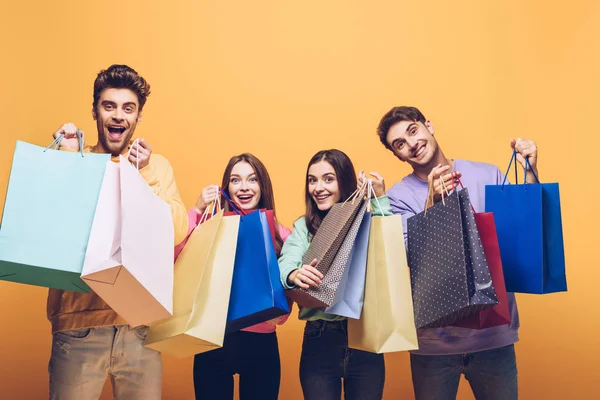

{"left": 138, "top": 155, "right": 189, "bottom": 246}
{"left": 277, "top": 219, "right": 309, "bottom": 289}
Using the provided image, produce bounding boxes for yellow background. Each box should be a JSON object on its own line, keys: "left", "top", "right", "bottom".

{"left": 1, "top": 1, "right": 598, "bottom": 398}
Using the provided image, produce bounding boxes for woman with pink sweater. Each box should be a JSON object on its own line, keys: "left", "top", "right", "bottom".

{"left": 174, "top": 153, "right": 291, "bottom": 400}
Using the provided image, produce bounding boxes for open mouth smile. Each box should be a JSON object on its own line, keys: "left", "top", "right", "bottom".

{"left": 107, "top": 126, "right": 126, "bottom": 141}
{"left": 237, "top": 194, "right": 254, "bottom": 204}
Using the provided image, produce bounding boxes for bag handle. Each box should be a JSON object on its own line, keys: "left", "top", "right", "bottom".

{"left": 524, "top": 157, "right": 540, "bottom": 184}
{"left": 501, "top": 150, "right": 540, "bottom": 189}
{"left": 342, "top": 179, "right": 368, "bottom": 207}
{"left": 44, "top": 130, "right": 85, "bottom": 157}
{"left": 126, "top": 139, "right": 141, "bottom": 170}
{"left": 456, "top": 178, "right": 477, "bottom": 214}
{"left": 199, "top": 196, "right": 222, "bottom": 224}
{"left": 366, "top": 180, "right": 382, "bottom": 213}
{"left": 219, "top": 188, "right": 247, "bottom": 216}
{"left": 424, "top": 174, "right": 451, "bottom": 216}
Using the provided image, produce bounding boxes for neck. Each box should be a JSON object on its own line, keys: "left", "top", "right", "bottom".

{"left": 412, "top": 149, "right": 453, "bottom": 181}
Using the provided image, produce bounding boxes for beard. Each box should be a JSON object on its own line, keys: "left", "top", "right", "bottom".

{"left": 98, "top": 128, "right": 135, "bottom": 156}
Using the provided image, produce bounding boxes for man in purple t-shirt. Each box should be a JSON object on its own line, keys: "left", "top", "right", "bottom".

{"left": 376, "top": 106, "right": 539, "bottom": 400}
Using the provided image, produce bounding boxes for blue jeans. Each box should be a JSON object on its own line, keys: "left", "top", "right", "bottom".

{"left": 410, "top": 344, "right": 518, "bottom": 400}
{"left": 299, "top": 320, "right": 385, "bottom": 400}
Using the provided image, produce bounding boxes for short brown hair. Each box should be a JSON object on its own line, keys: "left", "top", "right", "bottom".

{"left": 377, "top": 106, "right": 427, "bottom": 151}
{"left": 93, "top": 64, "right": 151, "bottom": 111}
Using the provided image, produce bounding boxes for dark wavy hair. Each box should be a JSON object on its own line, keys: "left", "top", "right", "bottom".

{"left": 304, "top": 149, "right": 357, "bottom": 236}
{"left": 377, "top": 106, "right": 427, "bottom": 152}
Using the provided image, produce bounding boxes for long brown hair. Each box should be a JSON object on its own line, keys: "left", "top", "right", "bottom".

{"left": 304, "top": 149, "right": 358, "bottom": 236}
{"left": 220, "top": 153, "right": 284, "bottom": 256}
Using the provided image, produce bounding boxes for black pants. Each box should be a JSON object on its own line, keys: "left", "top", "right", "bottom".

{"left": 300, "top": 320, "right": 385, "bottom": 400}
{"left": 193, "top": 330, "right": 281, "bottom": 400}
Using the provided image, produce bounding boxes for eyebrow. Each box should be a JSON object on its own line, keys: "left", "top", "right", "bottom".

{"left": 405, "top": 122, "right": 418, "bottom": 133}
{"left": 391, "top": 123, "right": 418, "bottom": 148}
{"left": 100, "top": 100, "right": 137, "bottom": 108}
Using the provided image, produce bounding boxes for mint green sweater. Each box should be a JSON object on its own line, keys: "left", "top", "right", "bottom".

{"left": 278, "top": 196, "right": 393, "bottom": 321}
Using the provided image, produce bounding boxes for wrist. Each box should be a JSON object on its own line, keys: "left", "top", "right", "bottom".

{"left": 287, "top": 269, "right": 299, "bottom": 284}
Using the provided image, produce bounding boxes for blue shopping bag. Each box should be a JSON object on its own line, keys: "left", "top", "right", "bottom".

{"left": 224, "top": 202, "right": 289, "bottom": 333}
{"left": 485, "top": 151, "right": 566, "bottom": 294}
{"left": 0, "top": 136, "right": 110, "bottom": 292}
{"left": 325, "top": 210, "right": 371, "bottom": 319}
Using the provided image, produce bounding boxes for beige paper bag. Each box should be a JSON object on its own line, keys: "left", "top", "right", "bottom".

{"left": 144, "top": 211, "right": 240, "bottom": 358}
{"left": 348, "top": 214, "right": 419, "bottom": 353}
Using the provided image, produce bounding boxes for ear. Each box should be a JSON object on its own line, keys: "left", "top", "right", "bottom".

{"left": 425, "top": 120, "right": 435, "bottom": 135}
{"left": 137, "top": 112, "right": 143, "bottom": 124}
{"left": 91, "top": 107, "right": 97, "bottom": 120}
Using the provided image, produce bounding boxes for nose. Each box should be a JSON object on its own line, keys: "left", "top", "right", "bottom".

{"left": 112, "top": 108, "right": 124, "bottom": 122}
{"left": 240, "top": 180, "right": 249, "bottom": 191}
{"left": 406, "top": 137, "right": 418, "bottom": 150}
{"left": 315, "top": 180, "right": 324, "bottom": 192}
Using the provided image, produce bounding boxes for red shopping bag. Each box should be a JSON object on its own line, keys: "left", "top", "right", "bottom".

{"left": 454, "top": 212, "right": 511, "bottom": 329}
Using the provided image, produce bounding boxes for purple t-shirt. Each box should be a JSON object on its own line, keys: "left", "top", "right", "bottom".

{"left": 387, "top": 159, "right": 520, "bottom": 355}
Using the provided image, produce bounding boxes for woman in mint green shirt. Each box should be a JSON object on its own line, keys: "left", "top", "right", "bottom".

{"left": 278, "top": 149, "right": 393, "bottom": 400}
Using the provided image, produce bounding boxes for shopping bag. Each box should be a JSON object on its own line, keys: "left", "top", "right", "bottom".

{"left": 81, "top": 156, "right": 174, "bottom": 327}
{"left": 407, "top": 188, "right": 498, "bottom": 328}
{"left": 145, "top": 209, "right": 240, "bottom": 358}
{"left": 485, "top": 151, "right": 566, "bottom": 294}
{"left": 225, "top": 207, "right": 289, "bottom": 333}
{"left": 287, "top": 198, "right": 365, "bottom": 308}
{"left": 348, "top": 213, "right": 419, "bottom": 353}
{"left": 453, "top": 212, "right": 511, "bottom": 329}
{"left": 324, "top": 209, "right": 371, "bottom": 319}
{"left": 0, "top": 136, "right": 109, "bottom": 292}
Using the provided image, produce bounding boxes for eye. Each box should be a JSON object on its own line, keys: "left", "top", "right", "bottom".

{"left": 410, "top": 127, "right": 417, "bottom": 135}
{"left": 104, "top": 104, "right": 113, "bottom": 110}
{"left": 250, "top": 177, "right": 258, "bottom": 182}
{"left": 308, "top": 177, "right": 316, "bottom": 184}
{"left": 124, "top": 106, "right": 134, "bottom": 113}
{"left": 325, "top": 176, "right": 334, "bottom": 183}
{"left": 230, "top": 178, "right": 240, "bottom": 184}
{"left": 395, "top": 142, "right": 404, "bottom": 149}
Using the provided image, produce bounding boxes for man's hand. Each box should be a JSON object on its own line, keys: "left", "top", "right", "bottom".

{"left": 511, "top": 138, "right": 539, "bottom": 183}
{"left": 52, "top": 123, "right": 81, "bottom": 150}
{"left": 128, "top": 138, "right": 152, "bottom": 169}
{"left": 427, "top": 164, "right": 462, "bottom": 207}
{"left": 358, "top": 171, "right": 386, "bottom": 198}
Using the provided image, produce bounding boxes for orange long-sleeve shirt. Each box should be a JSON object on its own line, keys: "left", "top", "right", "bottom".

{"left": 47, "top": 142, "right": 188, "bottom": 333}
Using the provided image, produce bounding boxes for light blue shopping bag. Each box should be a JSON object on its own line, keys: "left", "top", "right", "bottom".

{"left": 325, "top": 211, "right": 371, "bottom": 319}
{"left": 0, "top": 135, "right": 110, "bottom": 292}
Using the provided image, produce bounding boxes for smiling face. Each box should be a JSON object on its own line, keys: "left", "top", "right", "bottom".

{"left": 386, "top": 119, "right": 439, "bottom": 169}
{"left": 93, "top": 88, "right": 141, "bottom": 156}
{"left": 307, "top": 160, "right": 341, "bottom": 211}
{"left": 228, "top": 161, "right": 262, "bottom": 210}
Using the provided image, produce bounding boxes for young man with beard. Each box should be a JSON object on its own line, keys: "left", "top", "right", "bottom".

{"left": 377, "top": 106, "right": 539, "bottom": 400}
{"left": 47, "top": 64, "right": 188, "bottom": 400}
